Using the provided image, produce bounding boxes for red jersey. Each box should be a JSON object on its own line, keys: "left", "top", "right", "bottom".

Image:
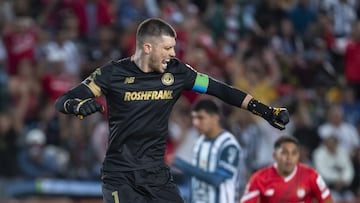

{"left": 3, "top": 29, "right": 37, "bottom": 75}
{"left": 240, "top": 164, "right": 331, "bottom": 203}
{"left": 42, "top": 73, "right": 76, "bottom": 103}
{"left": 344, "top": 40, "right": 360, "bottom": 83}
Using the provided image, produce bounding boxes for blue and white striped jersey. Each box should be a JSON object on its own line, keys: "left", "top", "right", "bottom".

{"left": 191, "top": 130, "right": 242, "bottom": 203}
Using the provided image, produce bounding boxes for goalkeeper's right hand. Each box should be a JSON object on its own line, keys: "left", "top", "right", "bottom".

{"left": 65, "top": 98, "right": 104, "bottom": 119}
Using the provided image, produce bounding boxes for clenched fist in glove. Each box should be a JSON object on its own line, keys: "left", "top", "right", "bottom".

{"left": 247, "top": 99, "right": 290, "bottom": 130}
{"left": 64, "top": 98, "right": 104, "bottom": 119}
{"left": 267, "top": 107, "right": 290, "bottom": 130}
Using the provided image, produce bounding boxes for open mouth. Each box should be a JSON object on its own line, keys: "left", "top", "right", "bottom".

{"left": 161, "top": 59, "right": 170, "bottom": 69}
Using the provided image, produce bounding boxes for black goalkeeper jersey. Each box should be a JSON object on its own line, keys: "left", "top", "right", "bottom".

{"left": 84, "top": 58, "right": 198, "bottom": 174}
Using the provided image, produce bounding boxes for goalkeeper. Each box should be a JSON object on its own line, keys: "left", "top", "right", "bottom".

{"left": 55, "top": 18, "right": 289, "bottom": 203}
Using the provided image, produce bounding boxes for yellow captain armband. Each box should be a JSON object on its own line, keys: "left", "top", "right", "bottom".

{"left": 82, "top": 79, "right": 102, "bottom": 97}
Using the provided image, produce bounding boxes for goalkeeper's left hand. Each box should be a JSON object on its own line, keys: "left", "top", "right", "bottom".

{"left": 267, "top": 108, "right": 289, "bottom": 130}
{"left": 64, "top": 98, "right": 104, "bottom": 119}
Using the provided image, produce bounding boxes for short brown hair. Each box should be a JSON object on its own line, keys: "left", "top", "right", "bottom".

{"left": 274, "top": 136, "right": 299, "bottom": 149}
{"left": 136, "top": 18, "right": 176, "bottom": 46}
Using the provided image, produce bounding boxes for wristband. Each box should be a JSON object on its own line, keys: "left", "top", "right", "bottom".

{"left": 247, "top": 98, "right": 273, "bottom": 121}
{"left": 63, "top": 99, "right": 81, "bottom": 114}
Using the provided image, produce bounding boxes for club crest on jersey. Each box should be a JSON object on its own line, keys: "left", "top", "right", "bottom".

{"left": 161, "top": 73, "right": 174, "bottom": 86}
{"left": 265, "top": 189, "right": 274, "bottom": 196}
{"left": 297, "top": 188, "right": 305, "bottom": 198}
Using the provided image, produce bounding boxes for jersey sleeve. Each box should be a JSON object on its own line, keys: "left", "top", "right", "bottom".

{"left": 180, "top": 62, "right": 248, "bottom": 108}
{"left": 218, "top": 144, "right": 240, "bottom": 178}
{"left": 81, "top": 63, "right": 113, "bottom": 96}
{"left": 181, "top": 63, "right": 206, "bottom": 92}
{"left": 240, "top": 174, "right": 261, "bottom": 203}
{"left": 310, "top": 171, "right": 332, "bottom": 203}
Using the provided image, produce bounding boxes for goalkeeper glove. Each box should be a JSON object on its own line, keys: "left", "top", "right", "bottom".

{"left": 247, "top": 99, "right": 289, "bottom": 130}
{"left": 64, "top": 98, "right": 104, "bottom": 119}
{"left": 267, "top": 107, "right": 289, "bottom": 130}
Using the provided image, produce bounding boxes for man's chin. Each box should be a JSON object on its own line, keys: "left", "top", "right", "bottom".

{"left": 154, "top": 67, "right": 165, "bottom": 73}
{"left": 285, "top": 166, "right": 295, "bottom": 173}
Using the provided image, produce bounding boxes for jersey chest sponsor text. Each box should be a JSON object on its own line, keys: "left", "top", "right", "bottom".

{"left": 124, "top": 90, "right": 173, "bottom": 101}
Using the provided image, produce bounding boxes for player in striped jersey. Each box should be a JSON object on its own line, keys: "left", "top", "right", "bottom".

{"left": 174, "top": 99, "right": 243, "bottom": 203}
{"left": 240, "top": 136, "right": 334, "bottom": 203}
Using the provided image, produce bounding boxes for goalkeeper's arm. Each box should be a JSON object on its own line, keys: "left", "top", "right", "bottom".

{"left": 55, "top": 84, "right": 103, "bottom": 118}
{"left": 204, "top": 77, "right": 289, "bottom": 130}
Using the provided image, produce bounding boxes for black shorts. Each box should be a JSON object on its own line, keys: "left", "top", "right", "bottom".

{"left": 102, "top": 165, "right": 185, "bottom": 203}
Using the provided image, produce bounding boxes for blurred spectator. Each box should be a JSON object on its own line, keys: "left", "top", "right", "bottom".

{"left": 322, "top": 0, "right": 357, "bottom": 37}
{"left": 60, "top": 11, "right": 81, "bottom": 41}
{"left": 0, "top": 111, "right": 18, "bottom": 178}
{"left": 344, "top": 20, "right": 360, "bottom": 100}
{"left": 341, "top": 86, "right": 360, "bottom": 128}
{"left": 0, "top": 77, "right": 8, "bottom": 111}
{"left": 271, "top": 18, "right": 304, "bottom": 57}
{"left": 271, "top": 17, "right": 305, "bottom": 84}
{"left": 234, "top": 48, "right": 280, "bottom": 105}
{"left": 115, "top": 22, "right": 137, "bottom": 58}
{"left": 62, "top": 117, "right": 97, "bottom": 180}
{"left": 313, "top": 134, "right": 355, "bottom": 201}
{"left": 206, "top": 0, "right": 242, "bottom": 45}
{"left": 11, "top": 0, "right": 34, "bottom": 18}
{"left": 315, "top": 10, "right": 336, "bottom": 51}
{"left": 0, "top": 0, "right": 13, "bottom": 24}
{"left": 117, "top": 0, "right": 158, "bottom": 28}
{"left": 292, "top": 98, "right": 321, "bottom": 158}
{"left": 8, "top": 58, "right": 42, "bottom": 133}
{"left": 41, "top": 49, "right": 77, "bottom": 145}
{"left": 41, "top": 45, "right": 77, "bottom": 103}
{"left": 43, "top": 27, "right": 82, "bottom": 76}
{"left": 2, "top": 17, "right": 38, "bottom": 75}
{"left": 85, "top": 26, "right": 121, "bottom": 69}
{"left": 310, "top": 85, "right": 332, "bottom": 125}
{"left": 253, "top": 0, "right": 288, "bottom": 39}
{"left": 229, "top": 108, "right": 260, "bottom": 173}
{"left": 64, "top": 0, "right": 115, "bottom": 42}
{"left": 90, "top": 120, "right": 108, "bottom": 177}
{"left": 0, "top": 34, "right": 7, "bottom": 68}
{"left": 351, "top": 147, "right": 360, "bottom": 198}
{"left": 288, "top": 0, "right": 317, "bottom": 36}
{"left": 17, "top": 128, "right": 69, "bottom": 179}
{"left": 318, "top": 104, "right": 359, "bottom": 156}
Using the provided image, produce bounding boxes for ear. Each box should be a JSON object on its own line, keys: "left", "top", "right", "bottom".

{"left": 272, "top": 151, "right": 276, "bottom": 160}
{"left": 143, "top": 43, "right": 152, "bottom": 55}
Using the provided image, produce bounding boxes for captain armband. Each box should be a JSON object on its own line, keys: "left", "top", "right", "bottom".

{"left": 82, "top": 77, "right": 102, "bottom": 97}
{"left": 192, "top": 73, "right": 209, "bottom": 93}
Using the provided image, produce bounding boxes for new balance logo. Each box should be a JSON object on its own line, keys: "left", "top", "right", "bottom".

{"left": 124, "top": 77, "right": 135, "bottom": 84}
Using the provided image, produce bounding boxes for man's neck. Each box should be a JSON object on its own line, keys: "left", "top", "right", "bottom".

{"left": 205, "top": 126, "right": 223, "bottom": 139}
{"left": 131, "top": 52, "right": 151, "bottom": 73}
{"left": 274, "top": 163, "right": 297, "bottom": 178}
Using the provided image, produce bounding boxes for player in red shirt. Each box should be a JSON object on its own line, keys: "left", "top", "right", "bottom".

{"left": 240, "top": 136, "right": 334, "bottom": 203}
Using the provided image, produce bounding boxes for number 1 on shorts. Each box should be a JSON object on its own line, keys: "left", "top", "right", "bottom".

{"left": 111, "top": 191, "right": 120, "bottom": 203}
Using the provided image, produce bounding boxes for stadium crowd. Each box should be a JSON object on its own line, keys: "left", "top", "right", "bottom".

{"left": 0, "top": 0, "right": 359, "bottom": 202}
